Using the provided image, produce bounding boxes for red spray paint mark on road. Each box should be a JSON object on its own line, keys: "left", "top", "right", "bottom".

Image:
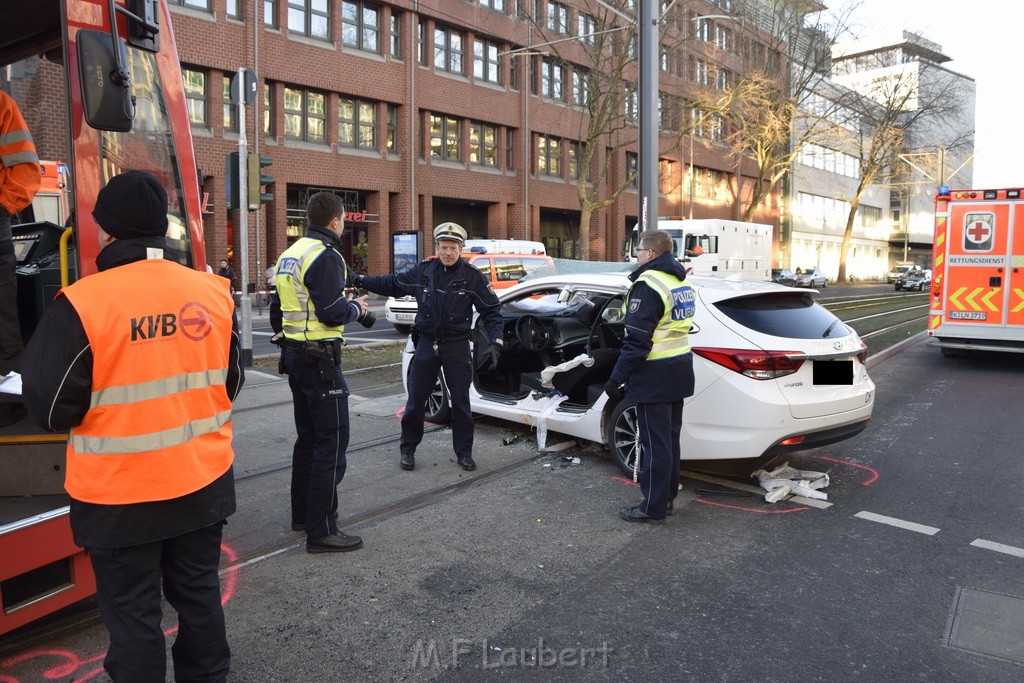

{"left": 811, "top": 455, "right": 879, "bottom": 486}
{"left": 0, "top": 542, "right": 241, "bottom": 682}
{"left": 610, "top": 475, "right": 640, "bottom": 488}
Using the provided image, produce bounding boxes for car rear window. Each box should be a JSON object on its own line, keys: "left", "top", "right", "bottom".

{"left": 712, "top": 292, "right": 852, "bottom": 340}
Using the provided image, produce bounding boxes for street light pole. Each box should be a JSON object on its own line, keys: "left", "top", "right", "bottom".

{"left": 638, "top": 0, "right": 658, "bottom": 232}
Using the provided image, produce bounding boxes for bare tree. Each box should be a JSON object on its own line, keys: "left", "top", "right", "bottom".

{"left": 712, "top": 0, "right": 859, "bottom": 220}
{"left": 830, "top": 60, "right": 973, "bottom": 282}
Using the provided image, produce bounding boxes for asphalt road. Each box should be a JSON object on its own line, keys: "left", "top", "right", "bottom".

{"left": 5, "top": 335, "right": 1024, "bottom": 680}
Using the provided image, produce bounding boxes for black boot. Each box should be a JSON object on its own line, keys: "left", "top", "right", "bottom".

{"left": 400, "top": 452, "right": 415, "bottom": 470}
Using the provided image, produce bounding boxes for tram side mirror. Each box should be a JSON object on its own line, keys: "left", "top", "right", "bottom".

{"left": 77, "top": 29, "right": 134, "bottom": 133}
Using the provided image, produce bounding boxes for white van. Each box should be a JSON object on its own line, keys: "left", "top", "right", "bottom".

{"left": 463, "top": 239, "right": 546, "bottom": 255}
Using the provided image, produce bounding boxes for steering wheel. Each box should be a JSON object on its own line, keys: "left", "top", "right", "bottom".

{"left": 515, "top": 315, "right": 551, "bottom": 352}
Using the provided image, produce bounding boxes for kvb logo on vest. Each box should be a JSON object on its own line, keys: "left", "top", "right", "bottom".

{"left": 130, "top": 302, "right": 214, "bottom": 342}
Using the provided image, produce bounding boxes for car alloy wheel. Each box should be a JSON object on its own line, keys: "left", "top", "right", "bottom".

{"left": 606, "top": 400, "right": 643, "bottom": 476}
{"left": 406, "top": 365, "right": 451, "bottom": 423}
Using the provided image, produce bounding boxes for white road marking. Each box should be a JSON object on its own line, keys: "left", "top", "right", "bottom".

{"left": 854, "top": 511, "right": 940, "bottom": 535}
{"left": 969, "top": 539, "right": 1024, "bottom": 559}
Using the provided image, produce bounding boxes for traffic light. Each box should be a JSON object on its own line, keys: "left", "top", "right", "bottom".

{"left": 225, "top": 151, "right": 240, "bottom": 210}
{"left": 247, "top": 153, "right": 273, "bottom": 210}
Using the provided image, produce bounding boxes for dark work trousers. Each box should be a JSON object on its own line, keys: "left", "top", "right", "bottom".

{"left": 636, "top": 400, "right": 685, "bottom": 519}
{"left": 283, "top": 346, "right": 349, "bottom": 539}
{"left": 403, "top": 335, "right": 474, "bottom": 461}
{"left": 0, "top": 211, "right": 22, "bottom": 374}
{"left": 87, "top": 522, "right": 229, "bottom": 683}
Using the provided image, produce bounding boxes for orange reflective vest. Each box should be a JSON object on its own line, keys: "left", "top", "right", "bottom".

{"left": 61, "top": 259, "right": 235, "bottom": 504}
{"left": 0, "top": 91, "right": 41, "bottom": 215}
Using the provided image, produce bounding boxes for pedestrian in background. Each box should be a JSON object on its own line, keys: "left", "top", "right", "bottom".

{"left": 218, "top": 258, "right": 235, "bottom": 292}
{"left": 270, "top": 191, "right": 369, "bottom": 553}
{"left": 22, "top": 170, "right": 244, "bottom": 680}
{"left": 351, "top": 222, "right": 503, "bottom": 472}
{"left": 604, "top": 228, "right": 696, "bottom": 524}
{"left": 0, "top": 90, "right": 41, "bottom": 427}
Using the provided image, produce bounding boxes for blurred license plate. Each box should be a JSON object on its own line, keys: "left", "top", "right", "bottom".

{"left": 395, "top": 313, "right": 415, "bottom": 321}
{"left": 813, "top": 360, "right": 853, "bottom": 385}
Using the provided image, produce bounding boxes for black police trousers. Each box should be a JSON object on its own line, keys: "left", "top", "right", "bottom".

{"left": 87, "top": 522, "right": 229, "bottom": 682}
{"left": 635, "top": 400, "right": 684, "bottom": 519}
{"left": 283, "top": 345, "right": 349, "bottom": 539}
{"left": 403, "top": 335, "right": 474, "bottom": 461}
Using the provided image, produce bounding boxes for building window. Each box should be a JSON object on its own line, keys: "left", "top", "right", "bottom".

{"left": 537, "top": 135, "right": 561, "bottom": 177}
{"left": 626, "top": 152, "right": 638, "bottom": 187}
{"left": 418, "top": 20, "right": 426, "bottom": 65}
{"left": 288, "top": 0, "right": 329, "bottom": 40}
{"left": 342, "top": 1, "right": 380, "bottom": 52}
{"left": 481, "top": 0, "right": 505, "bottom": 12}
{"left": 506, "top": 129, "right": 514, "bottom": 168}
{"left": 694, "top": 16, "right": 711, "bottom": 41}
{"left": 715, "top": 25, "right": 732, "bottom": 51}
{"left": 578, "top": 13, "right": 595, "bottom": 44}
{"left": 430, "top": 115, "right": 461, "bottom": 161}
{"left": 547, "top": 1, "right": 569, "bottom": 35}
{"left": 569, "top": 141, "right": 586, "bottom": 180}
{"left": 469, "top": 122, "right": 498, "bottom": 166}
{"left": 172, "top": 0, "right": 210, "bottom": 9}
{"left": 386, "top": 105, "right": 398, "bottom": 151}
{"left": 222, "top": 76, "right": 237, "bottom": 130}
{"left": 624, "top": 86, "right": 637, "bottom": 123}
{"left": 263, "top": 84, "right": 273, "bottom": 134}
{"left": 541, "top": 59, "right": 563, "bottom": 101}
{"left": 509, "top": 54, "right": 519, "bottom": 89}
{"left": 284, "top": 87, "right": 326, "bottom": 142}
{"left": 474, "top": 39, "right": 502, "bottom": 84}
{"left": 572, "top": 70, "right": 589, "bottom": 107}
{"left": 182, "top": 68, "right": 206, "bottom": 126}
{"left": 694, "top": 59, "right": 710, "bottom": 87}
{"left": 264, "top": 0, "right": 278, "bottom": 27}
{"left": 660, "top": 46, "right": 669, "bottom": 72}
{"left": 226, "top": 0, "right": 241, "bottom": 18}
{"left": 339, "top": 97, "right": 377, "bottom": 149}
{"left": 434, "top": 26, "right": 464, "bottom": 74}
{"left": 390, "top": 13, "right": 401, "bottom": 58}
{"left": 715, "top": 68, "right": 730, "bottom": 92}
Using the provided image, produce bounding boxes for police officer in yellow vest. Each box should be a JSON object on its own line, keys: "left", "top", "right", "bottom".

{"left": 604, "top": 228, "right": 696, "bottom": 524}
{"left": 271, "top": 191, "right": 369, "bottom": 553}
{"left": 22, "top": 171, "right": 244, "bottom": 680}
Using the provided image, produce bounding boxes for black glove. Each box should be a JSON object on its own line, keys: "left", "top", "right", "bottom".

{"left": 604, "top": 379, "right": 624, "bottom": 400}
{"left": 349, "top": 272, "right": 365, "bottom": 289}
{"left": 486, "top": 341, "right": 502, "bottom": 371}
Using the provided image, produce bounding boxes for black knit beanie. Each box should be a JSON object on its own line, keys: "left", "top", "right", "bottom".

{"left": 92, "top": 170, "right": 169, "bottom": 239}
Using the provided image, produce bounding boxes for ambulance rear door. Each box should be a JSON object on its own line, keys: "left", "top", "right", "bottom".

{"left": 941, "top": 200, "right": 1013, "bottom": 331}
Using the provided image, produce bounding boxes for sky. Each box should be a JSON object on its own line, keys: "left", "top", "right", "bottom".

{"left": 842, "top": 0, "right": 1022, "bottom": 188}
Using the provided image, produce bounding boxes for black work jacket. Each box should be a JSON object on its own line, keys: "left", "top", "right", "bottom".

{"left": 361, "top": 257, "right": 503, "bottom": 344}
{"left": 21, "top": 237, "right": 244, "bottom": 548}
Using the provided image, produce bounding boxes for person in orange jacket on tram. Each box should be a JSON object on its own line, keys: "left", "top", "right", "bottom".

{"left": 21, "top": 171, "right": 244, "bottom": 682}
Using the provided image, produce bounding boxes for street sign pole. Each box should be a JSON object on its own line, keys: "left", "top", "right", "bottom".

{"left": 235, "top": 67, "right": 252, "bottom": 366}
{"left": 638, "top": 0, "right": 658, "bottom": 233}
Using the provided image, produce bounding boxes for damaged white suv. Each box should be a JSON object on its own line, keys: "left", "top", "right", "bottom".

{"left": 402, "top": 262, "right": 875, "bottom": 474}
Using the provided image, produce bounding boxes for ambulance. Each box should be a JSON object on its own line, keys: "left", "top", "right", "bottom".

{"left": 927, "top": 186, "right": 1024, "bottom": 357}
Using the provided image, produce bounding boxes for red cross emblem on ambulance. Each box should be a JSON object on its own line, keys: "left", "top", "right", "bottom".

{"left": 964, "top": 219, "right": 993, "bottom": 251}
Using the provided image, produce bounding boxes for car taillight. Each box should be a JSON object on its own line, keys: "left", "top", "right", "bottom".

{"left": 692, "top": 347, "right": 805, "bottom": 380}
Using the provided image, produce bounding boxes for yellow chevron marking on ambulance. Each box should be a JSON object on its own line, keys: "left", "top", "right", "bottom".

{"left": 934, "top": 253, "right": 944, "bottom": 269}
{"left": 981, "top": 288, "right": 1001, "bottom": 312}
{"left": 964, "top": 288, "right": 984, "bottom": 311}
{"left": 936, "top": 230, "right": 945, "bottom": 247}
{"left": 948, "top": 287, "right": 967, "bottom": 310}
{"left": 1013, "top": 289, "right": 1024, "bottom": 314}
{"left": 1013, "top": 255, "right": 1024, "bottom": 268}
{"left": 929, "top": 315, "right": 942, "bottom": 330}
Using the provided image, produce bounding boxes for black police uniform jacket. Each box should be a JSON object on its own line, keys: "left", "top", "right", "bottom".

{"left": 608, "top": 250, "right": 695, "bottom": 405}
{"left": 361, "top": 257, "right": 503, "bottom": 345}
{"left": 21, "top": 236, "right": 245, "bottom": 548}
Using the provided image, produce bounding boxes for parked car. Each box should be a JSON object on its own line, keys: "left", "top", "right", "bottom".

{"left": 405, "top": 264, "right": 875, "bottom": 474}
{"left": 795, "top": 267, "right": 829, "bottom": 288}
{"left": 886, "top": 262, "right": 917, "bottom": 283}
{"left": 771, "top": 268, "right": 798, "bottom": 286}
{"left": 895, "top": 269, "right": 931, "bottom": 291}
{"left": 383, "top": 252, "right": 555, "bottom": 333}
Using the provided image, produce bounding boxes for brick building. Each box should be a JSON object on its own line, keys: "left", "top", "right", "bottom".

{"left": 169, "top": 0, "right": 779, "bottom": 285}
